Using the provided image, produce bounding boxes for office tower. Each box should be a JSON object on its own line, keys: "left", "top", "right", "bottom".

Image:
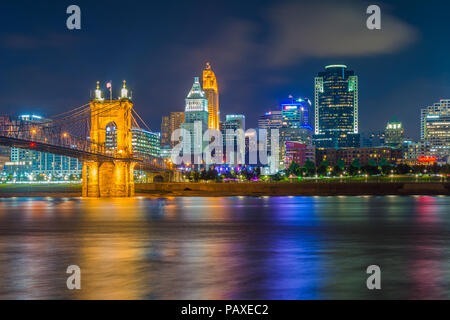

{"left": 159, "top": 145, "right": 172, "bottom": 159}
{"left": 421, "top": 99, "right": 450, "bottom": 161}
{"left": 258, "top": 110, "right": 283, "bottom": 130}
{"left": 221, "top": 115, "right": 245, "bottom": 132}
{"left": 203, "top": 62, "right": 220, "bottom": 130}
{"left": 280, "top": 128, "right": 312, "bottom": 146}
{"left": 161, "top": 112, "right": 185, "bottom": 148}
{"left": 107, "top": 125, "right": 161, "bottom": 157}
{"left": 361, "top": 131, "right": 385, "bottom": 148}
{"left": 279, "top": 97, "right": 314, "bottom": 148}
{"left": 181, "top": 77, "right": 209, "bottom": 156}
{"left": 161, "top": 116, "right": 170, "bottom": 146}
{"left": 169, "top": 112, "right": 185, "bottom": 147}
{"left": 313, "top": 65, "right": 360, "bottom": 148}
{"left": 384, "top": 118, "right": 404, "bottom": 148}
{"left": 131, "top": 128, "right": 161, "bottom": 158}
{"left": 221, "top": 115, "right": 246, "bottom": 164}
{"left": 281, "top": 97, "right": 312, "bottom": 129}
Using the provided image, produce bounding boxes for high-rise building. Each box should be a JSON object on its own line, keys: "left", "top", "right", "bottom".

{"left": 258, "top": 110, "right": 283, "bottom": 158}
{"left": 169, "top": 112, "right": 185, "bottom": 147}
{"left": 258, "top": 110, "right": 283, "bottom": 130}
{"left": 279, "top": 97, "right": 314, "bottom": 148}
{"left": 421, "top": 99, "right": 450, "bottom": 161}
{"left": 281, "top": 98, "right": 312, "bottom": 129}
{"left": 161, "top": 112, "right": 185, "bottom": 148}
{"left": 161, "top": 116, "right": 170, "bottom": 146}
{"left": 106, "top": 125, "right": 160, "bottom": 157}
{"left": 221, "top": 115, "right": 246, "bottom": 164}
{"left": 313, "top": 65, "right": 360, "bottom": 148}
{"left": 132, "top": 128, "right": 161, "bottom": 158}
{"left": 361, "top": 131, "right": 385, "bottom": 148}
{"left": 221, "top": 115, "right": 245, "bottom": 132}
{"left": 385, "top": 117, "right": 404, "bottom": 149}
{"left": 280, "top": 127, "right": 312, "bottom": 146}
{"left": 181, "top": 77, "right": 209, "bottom": 156}
{"left": 203, "top": 62, "right": 220, "bottom": 130}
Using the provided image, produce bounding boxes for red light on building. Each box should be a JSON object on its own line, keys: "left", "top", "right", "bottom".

{"left": 418, "top": 156, "right": 436, "bottom": 163}
{"left": 30, "top": 142, "right": 36, "bottom": 148}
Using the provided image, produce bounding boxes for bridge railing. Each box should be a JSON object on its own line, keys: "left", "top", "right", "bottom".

{"left": 133, "top": 153, "right": 174, "bottom": 170}
{"left": 0, "top": 121, "right": 115, "bottom": 157}
{"left": 0, "top": 121, "right": 174, "bottom": 170}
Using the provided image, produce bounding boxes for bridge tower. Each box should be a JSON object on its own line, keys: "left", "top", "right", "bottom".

{"left": 82, "top": 81, "right": 136, "bottom": 197}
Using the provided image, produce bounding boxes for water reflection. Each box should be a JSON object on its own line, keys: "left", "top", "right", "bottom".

{"left": 0, "top": 196, "right": 449, "bottom": 299}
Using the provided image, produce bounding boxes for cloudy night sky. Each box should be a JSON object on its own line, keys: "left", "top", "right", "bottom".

{"left": 1, "top": 0, "right": 449, "bottom": 139}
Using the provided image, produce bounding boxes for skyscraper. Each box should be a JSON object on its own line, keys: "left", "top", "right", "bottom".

{"left": 169, "top": 112, "right": 185, "bottom": 147}
{"left": 161, "top": 116, "right": 170, "bottom": 146}
{"left": 161, "top": 112, "right": 185, "bottom": 148}
{"left": 131, "top": 128, "right": 161, "bottom": 158}
{"left": 384, "top": 117, "right": 404, "bottom": 149}
{"left": 281, "top": 98, "right": 312, "bottom": 129}
{"left": 202, "top": 62, "right": 220, "bottom": 130}
{"left": 361, "top": 131, "right": 385, "bottom": 148}
{"left": 313, "top": 65, "right": 360, "bottom": 148}
{"left": 280, "top": 97, "right": 313, "bottom": 147}
{"left": 258, "top": 111, "right": 283, "bottom": 130}
{"left": 221, "top": 115, "right": 246, "bottom": 164}
{"left": 181, "top": 77, "right": 209, "bottom": 156}
{"left": 421, "top": 99, "right": 450, "bottom": 161}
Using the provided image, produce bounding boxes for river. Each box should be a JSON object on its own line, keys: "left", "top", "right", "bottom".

{"left": 0, "top": 196, "right": 449, "bottom": 299}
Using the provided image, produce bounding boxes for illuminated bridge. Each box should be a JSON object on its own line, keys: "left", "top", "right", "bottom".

{"left": 0, "top": 81, "right": 176, "bottom": 197}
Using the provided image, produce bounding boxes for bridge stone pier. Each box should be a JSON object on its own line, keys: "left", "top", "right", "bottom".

{"left": 82, "top": 160, "right": 136, "bottom": 197}
{"left": 82, "top": 81, "right": 136, "bottom": 197}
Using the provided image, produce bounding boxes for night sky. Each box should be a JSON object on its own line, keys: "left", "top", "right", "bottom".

{"left": 1, "top": 0, "right": 450, "bottom": 140}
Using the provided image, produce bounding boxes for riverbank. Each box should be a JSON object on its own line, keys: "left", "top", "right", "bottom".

{"left": 135, "top": 182, "right": 450, "bottom": 197}
{"left": 0, "top": 184, "right": 81, "bottom": 198}
{"left": 0, "top": 182, "right": 449, "bottom": 198}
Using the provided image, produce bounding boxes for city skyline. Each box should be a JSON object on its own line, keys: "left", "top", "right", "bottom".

{"left": 2, "top": 0, "right": 450, "bottom": 140}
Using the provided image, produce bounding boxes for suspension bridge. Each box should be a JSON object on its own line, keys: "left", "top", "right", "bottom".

{"left": 0, "top": 81, "right": 177, "bottom": 197}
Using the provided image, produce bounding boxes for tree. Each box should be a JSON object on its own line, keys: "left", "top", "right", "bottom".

{"left": 206, "top": 167, "right": 218, "bottom": 181}
{"left": 317, "top": 160, "right": 329, "bottom": 176}
{"left": 288, "top": 161, "right": 302, "bottom": 176}
{"left": 304, "top": 160, "right": 316, "bottom": 176}
{"left": 192, "top": 171, "right": 200, "bottom": 182}
{"left": 379, "top": 158, "right": 391, "bottom": 175}
{"left": 367, "top": 159, "right": 380, "bottom": 175}
{"left": 396, "top": 164, "right": 412, "bottom": 175}
{"left": 335, "top": 159, "right": 345, "bottom": 175}
{"left": 349, "top": 158, "right": 361, "bottom": 175}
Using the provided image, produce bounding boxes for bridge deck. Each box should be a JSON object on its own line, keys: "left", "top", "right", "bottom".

{"left": 0, "top": 136, "right": 138, "bottom": 162}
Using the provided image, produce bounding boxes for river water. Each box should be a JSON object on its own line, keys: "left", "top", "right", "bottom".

{"left": 0, "top": 196, "right": 449, "bottom": 300}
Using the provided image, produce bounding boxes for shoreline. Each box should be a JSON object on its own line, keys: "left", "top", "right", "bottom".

{"left": 0, "top": 182, "right": 448, "bottom": 198}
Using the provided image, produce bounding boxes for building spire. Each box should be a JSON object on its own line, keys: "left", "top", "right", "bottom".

{"left": 94, "top": 81, "right": 104, "bottom": 101}
{"left": 120, "top": 80, "right": 129, "bottom": 99}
